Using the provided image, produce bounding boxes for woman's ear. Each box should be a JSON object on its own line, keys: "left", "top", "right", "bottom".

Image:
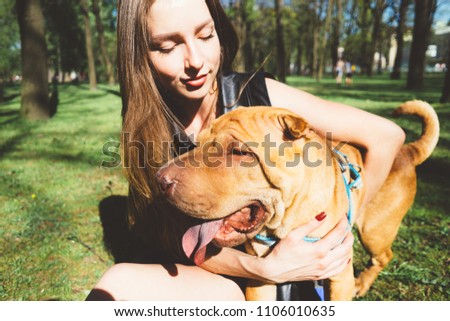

{"left": 277, "top": 114, "right": 316, "bottom": 141}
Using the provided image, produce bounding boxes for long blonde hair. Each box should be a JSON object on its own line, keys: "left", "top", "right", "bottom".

{"left": 116, "top": 0, "right": 238, "bottom": 261}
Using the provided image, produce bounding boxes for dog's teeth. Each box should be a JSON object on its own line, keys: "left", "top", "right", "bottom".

{"left": 242, "top": 207, "right": 251, "bottom": 214}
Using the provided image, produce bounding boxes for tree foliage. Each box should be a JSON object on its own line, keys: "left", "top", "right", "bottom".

{"left": 1, "top": 0, "right": 446, "bottom": 104}
{"left": 0, "top": 1, "right": 19, "bottom": 102}
{"left": 0, "top": 1, "right": 20, "bottom": 84}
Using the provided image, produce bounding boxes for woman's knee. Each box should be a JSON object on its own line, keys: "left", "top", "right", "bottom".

{"left": 86, "top": 263, "right": 246, "bottom": 301}
{"left": 86, "top": 263, "right": 136, "bottom": 301}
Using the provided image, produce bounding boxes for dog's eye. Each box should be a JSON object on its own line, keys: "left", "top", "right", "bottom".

{"left": 231, "top": 148, "right": 253, "bottom": 157}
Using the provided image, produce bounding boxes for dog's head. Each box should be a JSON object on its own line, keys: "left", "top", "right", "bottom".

{"left": 157, "top": 107, "right": 318, "bottom": 264}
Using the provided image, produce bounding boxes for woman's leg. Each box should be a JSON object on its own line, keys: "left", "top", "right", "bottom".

{"left": 86, "top": 263, "right": 245, "bottom": 301}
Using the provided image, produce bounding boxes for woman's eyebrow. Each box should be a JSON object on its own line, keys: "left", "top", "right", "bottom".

{"left": 194, "top": 18, "right": 214, "bottom": 33}
{"left": 151, "top": 18, "right": 214, "bottom": 43}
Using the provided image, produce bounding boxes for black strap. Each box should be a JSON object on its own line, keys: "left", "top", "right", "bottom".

{"left": 277, "top": 282, "right": 322, "bottom": 301}
{"left": 218, "top": 71, "right": 274, "bottom": 112}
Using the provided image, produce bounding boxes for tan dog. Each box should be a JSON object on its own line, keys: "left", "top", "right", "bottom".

{"left": 157, "top": 100, "right": 439, "bottom": 300}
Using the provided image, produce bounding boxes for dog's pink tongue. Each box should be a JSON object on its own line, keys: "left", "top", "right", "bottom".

{"left": 182, "top": 219, "right": 223, "bottom": 265}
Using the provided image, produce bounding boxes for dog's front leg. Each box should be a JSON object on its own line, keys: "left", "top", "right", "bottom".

{"left": 246, "top": 281, "right": 277, "bottom": 301}
{"left": 244, "top": 240, "right": 278, "bottom": 300}
{"left": 325, "top": 260, "right": 355, "bottom": 300}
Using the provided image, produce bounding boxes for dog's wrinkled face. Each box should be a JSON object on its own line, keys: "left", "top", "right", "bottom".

{"left": 157, "top": 107, "right": 315, "bottom": 264}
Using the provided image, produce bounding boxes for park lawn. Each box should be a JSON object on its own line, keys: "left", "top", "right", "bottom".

{"left": 0, "top": 74, "right": 449, "bottom": 300}
{"left": 1, "top": 84, "right": 127, "bottom": 300}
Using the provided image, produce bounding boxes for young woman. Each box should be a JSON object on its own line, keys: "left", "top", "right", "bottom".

{"left": 86, "top": 0, "right": 405, "bottom": 301}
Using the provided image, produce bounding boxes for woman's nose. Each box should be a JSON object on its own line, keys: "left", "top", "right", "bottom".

{"left": 184, "top": 41, "right": 203, "bottom": 70}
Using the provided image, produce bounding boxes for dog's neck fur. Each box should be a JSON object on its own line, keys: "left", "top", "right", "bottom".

{"left": 273, "top": 136, "right": 355, "bottom": 239}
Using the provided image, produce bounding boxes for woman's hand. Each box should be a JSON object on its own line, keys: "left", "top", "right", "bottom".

{"left": 260, "top": 213, "right": 354, "bottom": 283}
{"left": 200, "top": 213, "right": 353, "bottom": 284}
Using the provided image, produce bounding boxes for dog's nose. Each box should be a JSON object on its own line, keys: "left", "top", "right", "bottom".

{"left": 156, "top": 167, "right": 176, "bottom": 197}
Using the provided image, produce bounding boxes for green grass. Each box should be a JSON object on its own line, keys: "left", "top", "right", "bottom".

{"left": 1, "top": 74, "right": 449, "bottom": 300}
{"left": 1, "top": 84, "right": 126, "bottom": 300}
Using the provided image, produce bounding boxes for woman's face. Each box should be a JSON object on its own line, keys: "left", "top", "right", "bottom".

{"left": 147, "top": 0, "right": 221, "bottom": 102}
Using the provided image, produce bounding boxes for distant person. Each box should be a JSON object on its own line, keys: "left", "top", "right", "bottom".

{"left": 336, "top": 59, "right": 344, "bottom": 84}
{"left": 345, "top": 61, "right": 353, "bottom": 85}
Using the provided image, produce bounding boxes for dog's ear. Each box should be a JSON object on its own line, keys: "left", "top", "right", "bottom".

{"left": 277, "top": 114, "right": 315, "bottom": 141}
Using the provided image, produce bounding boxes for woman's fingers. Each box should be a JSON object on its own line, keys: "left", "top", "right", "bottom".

{"left": 317, "top": 232, "right": 354, "bottom": 278}
{"left": 264, "top": 213, "right": 354, "bottom": 283}
{"left": 320, "top": 215, "right": 351, "bottom": 251}
{"left": 285, "top": 212, "right": 328, "bottom": 243}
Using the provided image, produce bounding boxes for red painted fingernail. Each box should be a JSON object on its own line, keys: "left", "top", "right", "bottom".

{"left": 315, "top": 212, "right": 326, "bottom": 221}
{"left": 347, "top": 258, "right": 352, "bottom": 264}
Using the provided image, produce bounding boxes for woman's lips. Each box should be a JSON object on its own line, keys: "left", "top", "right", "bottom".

{"left": 182, "top": 74, "right": 207, "bottom": 88}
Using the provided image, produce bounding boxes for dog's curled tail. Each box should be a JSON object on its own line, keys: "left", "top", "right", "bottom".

{"left": 394, "top": 100, "right": 440, "bottom": 166}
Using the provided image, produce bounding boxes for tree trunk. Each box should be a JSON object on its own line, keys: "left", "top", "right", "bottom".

{"left": 275, "top": 0, "right": 286, "bottom": 82}
{"left": 243, "top": 0, "right": 254, "bottom": 71}
{"left": 232, "top": 0, "right": 245, "bottom": 72}
{"left": 312, "top": 0, "right": 324, "bottom": 80}
{"left": 406, "top": 0, "right": 437, "bottom": 91}
{"left": 330, "top": 0, "right": 342, "bottom": 76}
{"left": 360, "top": 0, "right": 372, "bottom": 75}
{"left": 17, "top": 0, "right": 50, "bottom": 120}
{"left": 317, "top": 0, "right": 334, "bottom": 82}
{"left": 0, "top": 79, "right": 4, "bottom": 103}
{"left": 80, "top": 0, "right": 97, "bottom": 90}
{"left": 440, "top": 39, "right": 450, "bottom": 103}
{"left": 391, "top": 0, "right": 409, "bottom": 79}
{"left": 368, "top": 0, "right": 387, "bottom": 76}
{"left": 92, "top": 0, "right": 115, "bottom": 84}
{"left": 296, "top": 43, "right": 302, "bottom": 75}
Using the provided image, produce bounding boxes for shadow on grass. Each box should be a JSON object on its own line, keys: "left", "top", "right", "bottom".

{"left": 97, "top": 85, "right": 121, "bottom": 97}
{"left": 98, "top": 195, "right": 151, "bottom": 264}
{"left": 0, "top": 121, "right": 38, "bottom": 159}
{"left": 98, "top": 196, "right": 204, "bottom": 266}
{"left": 0, "top": 94, "right": 21, "bottom": 126}
{"left": 1, "top": 93, "right": 20, "bottom": 102}
{"left": 0, "top": 109, "right": 18, "bottom": 117}
{"left": 288, "top": 73, "right": 446, "bottom": 104}
{"left": 0, "top": 113, "right": 20, "bottom": 127}
{"left": 417, "top": 157, "right": 450, "bottom": 191}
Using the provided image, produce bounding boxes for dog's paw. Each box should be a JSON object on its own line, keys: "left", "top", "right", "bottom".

{"left": 354, "top": 277, "right": 370, "bottom": 298}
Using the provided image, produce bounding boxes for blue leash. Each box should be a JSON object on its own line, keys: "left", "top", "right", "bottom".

{"left": 254, "top": 149, "right": 363, "bottom": 300}
{"left": 332, "top": 149, "right": 363, "bottom": 226}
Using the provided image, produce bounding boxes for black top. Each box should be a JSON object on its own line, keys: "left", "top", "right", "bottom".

{"left": 219, "top": 71, "right": 273, "bottom": 111}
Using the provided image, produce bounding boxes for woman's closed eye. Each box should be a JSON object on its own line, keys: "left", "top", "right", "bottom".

{"left": 158, "top": 46, "right": 176, "bottom": 54}
{"left": 199, "top": 31, "right": 215, "bottom": 42}
{"left": 151, "top": 42, "right": 177, "bottom": 55}
{"left": 151, "top": 34, "right": 213, "bottom": 55}
{"left": 230, "top": 145, "right": 254, "bottom": 158}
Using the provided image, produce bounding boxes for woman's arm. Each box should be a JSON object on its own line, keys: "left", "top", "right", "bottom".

{"left": 265, "top": 78, "right": 405, "bottom": 206}
{"left": 201, "top": 214, "right": 353, "bottom": 283}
